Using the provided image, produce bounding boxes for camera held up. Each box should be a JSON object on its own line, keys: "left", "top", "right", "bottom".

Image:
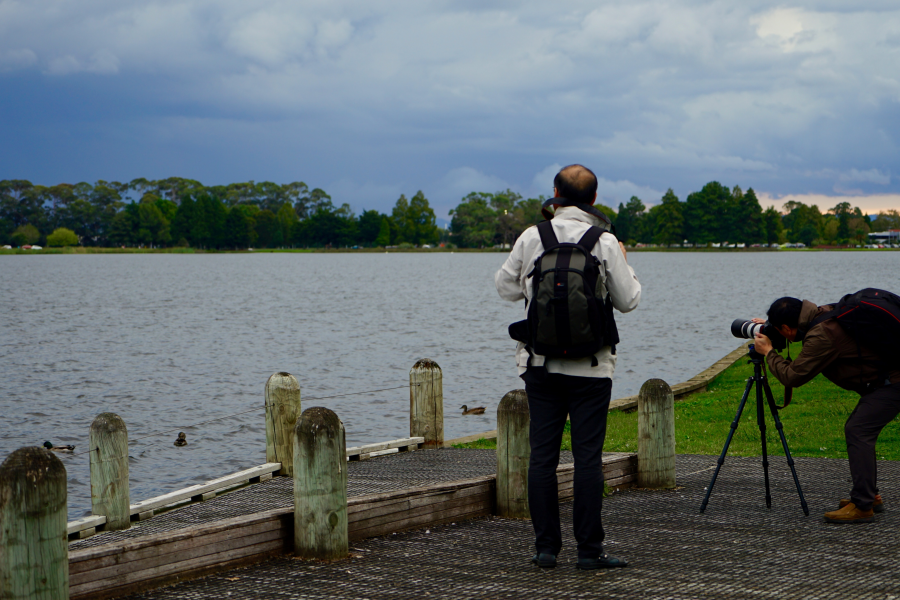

{"left": 730, "top": 319, "right": 787, "bottom": 351}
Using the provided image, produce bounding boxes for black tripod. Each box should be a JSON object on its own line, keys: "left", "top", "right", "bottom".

{"left": 699, "top": 345, "right": 810, "bottom": 515}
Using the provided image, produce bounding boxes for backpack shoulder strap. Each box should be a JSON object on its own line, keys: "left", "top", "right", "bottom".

{"left": 537, "top": 220, "right": 559, "bottom": 251}
{"left": 576, "top": 226, "right": 603, "bottom": 254}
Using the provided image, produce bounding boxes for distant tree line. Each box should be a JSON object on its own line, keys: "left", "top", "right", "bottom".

{"left": 4, "top": 177, "right": 896, "bottom": 250}
{"left": 0, "top": 178, "right": 441, "bottom": 249}
{"left": 447, "top": 181, "right": 898, "bottom": 248}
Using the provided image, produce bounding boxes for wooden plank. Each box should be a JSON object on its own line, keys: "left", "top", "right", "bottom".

{"left": 346, "top": 437, "right": 424, "bottom": 457}
{"left": 347, "top": 475, "right": 496, "bottom": 507}
{"left": 68, "top": 515, "right": 107, "bottom": 535}
{"left": 350, "top": 490, "right": 492, "bottom": 530}
{"left": 71, "top": 550, "right": 280, "bottom": 600}
{"left": 69, "top": 506, "right": 292, "bottom": 565}
{"left": 70, "top": 538, "right": 285, "bottom": 598}
{"left": 71, "top": 525, "right": 287, "bottom": 586}
{"left": 128, "top": 463, "right": 281, "bottom": 516}
{"left": 350, "top": 501, "right": 492, "bottom": 540}
{"left": 349, "top": 483, "right": 492, "bottom": 524}
{"left": 69, "top": 517, "right": 289, "bottom": 576}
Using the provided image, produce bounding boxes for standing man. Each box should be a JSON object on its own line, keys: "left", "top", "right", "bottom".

{"left": 494, "top": 164, "right": 641, "bottom": 569}
{"left": 754, "top": 296, "right": 900, "bottom": 523}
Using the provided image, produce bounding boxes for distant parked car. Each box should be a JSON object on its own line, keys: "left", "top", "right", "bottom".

{"left": 29, "top": 245, "right": 42, "bottom": 250}
{"left": 2, "top": 245, "right": 11, "bottom": 249}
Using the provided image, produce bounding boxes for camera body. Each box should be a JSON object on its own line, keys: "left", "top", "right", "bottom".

{"left": 731, "top": 319, "right": 787, "bottom": 351}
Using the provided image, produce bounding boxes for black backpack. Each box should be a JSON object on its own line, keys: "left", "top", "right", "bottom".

{"left": 811, "top": 288, "right": 900, "bottom": 366}
{"left": 509, "top": 220, "right": 619, "bottom": 363}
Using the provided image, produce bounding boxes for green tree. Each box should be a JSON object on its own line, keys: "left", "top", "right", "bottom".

{"left": 615, "top": 196, "right": 646, "bottom": 244}
{"left": 648, "top": 189, "right": 683, "bottom": 245}
{"left": 763, "top": 206, "right": 784, "bottom": 244}
{"left": 875, "top": 209, "right": 900, "bottom": 230}
{"left": 683, "top": 182, "right": 731, "bottom": 244}
{"left": 730, "top": 187, "right": 765, "bottom": 243}
{"left": 254, "top": 209, "right": 278, "bottom": 248}
{"left": 137, "top": 200, "right": 171, "bottom": 246}
{"left": 275, "top": 202, "right": 297, "bottom": 248}
{"left": 782, "top": 201, "right": 823, "bottom": 244}
{"left": 449, "top": 193, "right": 496, "bottom": 248}
{"left": 358, "top": 209, "right": 385, "bottom": 247}
{"left": 11, "top": 223, "right": 40, "bottom": 246}
{"left": 46, "top": 227, "right": 79, "bottom": 247}
{"left": 375, "top": 217, "right": 391, "bottom": 246}
{"left": 224, "top": 204, "right": 258, "bottom": 248}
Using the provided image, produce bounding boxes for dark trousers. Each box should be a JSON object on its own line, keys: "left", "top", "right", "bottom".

{"left": 846, "top": 383, "right": 900, "bottom": 511}
{"left": 522, "top": 369, "right": 611, "bottom": 559}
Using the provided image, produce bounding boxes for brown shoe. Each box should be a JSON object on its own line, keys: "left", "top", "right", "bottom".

{"left": 824, "top": 502, "right": 874, "bottom": 524}
{"left": 839, "top": 494, "right": 884, "bottom": 513}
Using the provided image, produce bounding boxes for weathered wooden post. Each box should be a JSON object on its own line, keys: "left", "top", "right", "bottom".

{"left": 410, "top": 359, "right": 443, "bottom": 449}
{"left": 293, "top": 407, "right": 348, "bottom": 561}
{"left": 0, "top": 447, "right": 69, "bottom": 599}
{"left": 265, "top": 372, "right": 302, "bottom": 476}
{"left": 89, "top": 412, "right": 130, "bottom": 531}
{"left": 496, "top": 389, "right": 530, "bottom": 518}
{"left": 637, "top": 378, "right": 676, "bottom": 488}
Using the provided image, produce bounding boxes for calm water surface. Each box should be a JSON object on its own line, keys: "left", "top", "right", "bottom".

{"left": 2, "top": 251, "right": 898, "bottom": 519}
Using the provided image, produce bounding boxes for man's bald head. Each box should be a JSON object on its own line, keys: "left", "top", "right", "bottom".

{"left": 553, "top": 165, "right": 598, "bottom": 205}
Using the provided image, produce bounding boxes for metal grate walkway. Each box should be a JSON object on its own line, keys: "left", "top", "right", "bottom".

{"left": 122, "top": 454, "right": 900, "bottom": 600}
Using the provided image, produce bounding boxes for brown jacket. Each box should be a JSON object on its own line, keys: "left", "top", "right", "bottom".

{"left": 766, "top": 300, "right": 900, "bottom": 395}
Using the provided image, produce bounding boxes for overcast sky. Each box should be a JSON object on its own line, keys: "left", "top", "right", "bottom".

{"left": 1, "top": 0, "right": 898, "bottom": 218}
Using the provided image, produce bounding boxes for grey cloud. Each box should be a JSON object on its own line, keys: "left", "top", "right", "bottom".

{"left": 1, "top": 0, "right": 899, "bottom": 210}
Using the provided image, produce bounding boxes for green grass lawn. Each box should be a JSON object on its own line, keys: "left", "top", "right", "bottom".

{"left": 456, "top": 342, "right": 900, "bottom": 460}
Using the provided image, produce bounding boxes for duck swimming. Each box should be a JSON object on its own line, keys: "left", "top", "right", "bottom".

{"left": 174, "top": 432, "right": 187, "bottom": 447}
{"left": 460, "top": 405, "right": 486, "bottom": 415}
{"left": 43, "top": 441, "right": 75, "bottom": 453}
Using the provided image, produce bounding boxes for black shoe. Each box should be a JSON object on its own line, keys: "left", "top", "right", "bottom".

{"left": 576, "top": 553, "right": 628, "bottom": 570}
{"left": 531, "top": 553, "right": 557, "bottom": 568}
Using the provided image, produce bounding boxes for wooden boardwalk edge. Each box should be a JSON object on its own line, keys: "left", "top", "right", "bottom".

{"left": 68, "top": 453, "right": 637, "bottom": 600}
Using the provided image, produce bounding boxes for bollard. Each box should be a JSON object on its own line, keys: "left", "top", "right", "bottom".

{"left": 90, "top": 412, "right": 131, "bottom": 530}
{"left": 0, "top": 447, "right": 69, "bottom": 599}
{"left": 265, "top": 372, "right": 302, "bottom": 476}
{"left": 409, "top": 359, "right": 443, "bottom": 449}
{"left": 293, "top": 407, "right": 348, "bottom": 560}
{"left": 637, "top": 378, "right": 676, "bottom": 488}
{"left": 496, "top": 389, "right": 530, "bottom": 518}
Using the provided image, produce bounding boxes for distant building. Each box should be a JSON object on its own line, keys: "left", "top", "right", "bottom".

{"left": 869, "top": 230, "right": 900, "bottom": 244}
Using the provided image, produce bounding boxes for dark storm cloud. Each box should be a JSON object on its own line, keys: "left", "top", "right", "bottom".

{"left": 0, "top": 0, "right": 897, "bottom": 214}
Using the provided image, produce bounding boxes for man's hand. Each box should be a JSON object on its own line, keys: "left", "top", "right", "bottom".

{"left": 619, "top": 241, "right": 628, "bottom": 262}
{"left": 751, "top": 318, "right": 765, "bottom": 325}
{"left": 754, "top": 332, "right": 773, "bottom": 356}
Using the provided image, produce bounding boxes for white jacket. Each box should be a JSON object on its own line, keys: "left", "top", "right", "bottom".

{"left": 494, "top": 205, "right": 641, "bottom": 378}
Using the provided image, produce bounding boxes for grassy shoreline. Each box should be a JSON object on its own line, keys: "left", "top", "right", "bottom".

{"left": 456, "top": 341, "right": 900, "bottom": 460}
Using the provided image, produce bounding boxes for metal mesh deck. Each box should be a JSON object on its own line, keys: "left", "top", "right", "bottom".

{"left": 123, "top": 454, "right": 900, "bottom": 600}
{"left": 70, "top": 448, "right": 576, "bottom": 549}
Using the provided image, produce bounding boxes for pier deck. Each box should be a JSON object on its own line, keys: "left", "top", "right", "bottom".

{"left": 121, "top": 453, "right": 900, "bottom": 600}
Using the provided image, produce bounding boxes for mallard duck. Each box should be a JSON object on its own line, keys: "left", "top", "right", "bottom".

{"left": 174, "top": 432, "right": 187, "bottom": 447}
{"left": 43, "top": 441, "right": 75, "bottom": 453}
{"left": 460, "top": 405, "right": 486, "bottom": 415}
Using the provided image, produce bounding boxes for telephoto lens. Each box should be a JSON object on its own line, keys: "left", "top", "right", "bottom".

{"left": 731, "top": 319, "right": 763, "bottom": 340}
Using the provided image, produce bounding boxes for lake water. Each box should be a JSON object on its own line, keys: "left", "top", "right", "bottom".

{"left": 2, "top": 251, "right": 899, "bottom": 519}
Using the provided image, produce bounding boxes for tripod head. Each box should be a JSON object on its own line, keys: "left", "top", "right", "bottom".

{"left": 747, "top": 344, "right": 765, "bottom": 363}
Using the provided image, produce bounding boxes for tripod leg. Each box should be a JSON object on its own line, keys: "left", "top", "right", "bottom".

{"left": 700, "top": 377, "right": 754, "bottom": 513}
{"left": 763, "top": 377, "right": 810, "bottom": 516}
{"left": 756, "top": 371, "right": 772, "bottom": 508}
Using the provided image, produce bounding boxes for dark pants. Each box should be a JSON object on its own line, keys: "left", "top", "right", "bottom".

{"left": 846, "top": 383, "right": 900, "bottom": 511}
{"left": 522, "top": 369, "right": 611, "bottom": 559}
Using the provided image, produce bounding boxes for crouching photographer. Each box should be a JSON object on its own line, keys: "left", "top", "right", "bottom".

{"left": 753, "top": 291, "right": 900, "bottom": 524}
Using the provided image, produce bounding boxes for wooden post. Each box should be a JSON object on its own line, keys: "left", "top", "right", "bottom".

{"left": 293, "top": 407, "right": 348, "bottom": 561}
{"left": 496, "top": 389, "right": 530, "bottom": 518}
{"left": 265, "top": 372, "right": 302, "bottom": 476}
{"left": 637, "top": 378, "right": 676, "bottom": 489}
{"left": 409, "top": 359, "right": 443, "bottom": 449}
{"left": 89, "top": 412, "right": 130, "bottom": 531}
{"left": 0, "top": 447, "right": 69, "bottom": 599}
